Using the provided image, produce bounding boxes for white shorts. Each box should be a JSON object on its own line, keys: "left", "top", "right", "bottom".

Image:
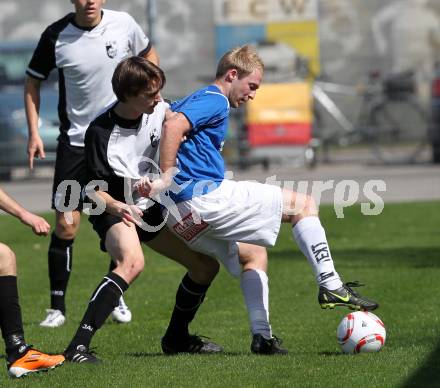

{"left": 166, "top": 179, "right": 283, "bottom": 276}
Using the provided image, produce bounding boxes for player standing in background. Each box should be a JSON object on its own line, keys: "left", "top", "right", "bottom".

{"left": 138, "top": 46, "right": 379, "bottom": 350}
{"left": 24, "top": 0, "right": 159, "bottom": 327}
{"left": 0, "top": 186, "right": 65, "bottom": 378}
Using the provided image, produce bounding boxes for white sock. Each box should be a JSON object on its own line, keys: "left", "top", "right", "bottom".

{"left": 292, "top": 216, "right": 343, "bottom": 290}
{"left": 240, "top": 269, "right": 272, "bottom": 339}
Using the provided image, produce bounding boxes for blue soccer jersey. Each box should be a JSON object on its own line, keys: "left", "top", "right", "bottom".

{"left": 170, "top": 85, "right": 229, "bottom": 202}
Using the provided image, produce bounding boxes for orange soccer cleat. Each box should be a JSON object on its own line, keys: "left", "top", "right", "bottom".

{"left": 8, "top": 348, "right": 65, "bottom": 378}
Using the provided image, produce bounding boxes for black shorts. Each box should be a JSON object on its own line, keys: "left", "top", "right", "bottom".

{"left": 51, "top": 141, "right": 88, "bottom": 211}
{"left": 88, "top": 202, "right": 165, "bottom": 252}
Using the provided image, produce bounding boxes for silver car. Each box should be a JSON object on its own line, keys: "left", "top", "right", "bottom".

{"left": 0, "top": 41, "right": 58, "bottom": 180}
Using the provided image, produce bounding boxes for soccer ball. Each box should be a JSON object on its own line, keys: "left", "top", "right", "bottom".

{"left": 337, "top": 311, "right": 386, "bottom": 354}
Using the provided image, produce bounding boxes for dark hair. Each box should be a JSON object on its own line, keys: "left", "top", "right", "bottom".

{"left": 215, "top": 45, "right": 264, "bottom": 80}
{"left": 112, "top": 56, "right": 166, "bottom": 102}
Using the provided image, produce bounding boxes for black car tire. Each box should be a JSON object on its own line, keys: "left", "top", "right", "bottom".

{"left": 433, "top": 145, "right": 440, "bottom": 164}
{"left": 0, "top": 169, "right": 12, "bottom": 181}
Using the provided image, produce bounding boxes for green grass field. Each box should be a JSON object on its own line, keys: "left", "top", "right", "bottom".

{"left": 1, "top": 201, "right": 439, "bottom": 387}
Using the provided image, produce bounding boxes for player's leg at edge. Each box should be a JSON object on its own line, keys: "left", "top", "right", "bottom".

{"left": 0, "top": 243, "right": 64, "bottom": 378}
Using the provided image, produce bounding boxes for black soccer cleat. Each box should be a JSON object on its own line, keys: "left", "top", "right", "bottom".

{"left": 318, "top": 281, "right": 379, "bottom": 311}
{"left": 64, "top": 345, "right": 102, "bottom": 364}
{"left": 161, "top": 334, "right": 223, "bottom": 355}
{"left": 251, "top": 334, "right": 288, "bottom": 355}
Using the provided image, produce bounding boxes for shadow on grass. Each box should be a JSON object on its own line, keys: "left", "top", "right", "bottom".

{"left": 318, "top": 351, "right": 346, "bottom": 357}
{"left": 25, "top": 321, "right": 55, "bottom": 326}
{"left": 127, "top": 352, "right": 167, "bottom": 358}
{"left": 126, "top": 351, "right": 249, "bottom": 358}
{"left": 401, "top": 341, "right": 440, "bottom": 388}
{"left": 271, "top": 247, "right": 440, "bottom": 268}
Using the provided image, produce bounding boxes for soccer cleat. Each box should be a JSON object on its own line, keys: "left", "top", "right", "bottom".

{"left": 111, "top": 296, "right": 132, "bottom": 323}
{"left": 319, "top": 281, "right": 379, "bottom": 311}
{"left": 251, "top": 334, "right": 288, "bottom": 355}
{"left": 40, "top": 309, "right": 66, "bottom": 328}
{"left": 64, "top": 345, "right": 101, "bottom": 364}
{"left": 8, "top": 348, "right": 65, "bottom": 378}
{"left": 161, "top": 334, "right": 223, "bottom": 355}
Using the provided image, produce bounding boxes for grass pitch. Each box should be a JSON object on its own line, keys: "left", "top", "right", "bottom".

{"left": 1, "top": 201, "right": 439, "bottom": 387}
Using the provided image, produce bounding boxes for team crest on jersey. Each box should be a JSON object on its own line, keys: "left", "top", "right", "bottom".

{"left": 105, "top": 41, "right": 118, "bottom": 58}
{"left": 150, "top": 131, "right": 159, "bottom": 148}
{"left": 149, "top": 119, "right": 160, "bottom": 148}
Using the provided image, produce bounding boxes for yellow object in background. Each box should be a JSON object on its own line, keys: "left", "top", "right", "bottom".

{"left": 267, "top": 20, "right": 320, "bottom": 77}
{"left": 247, "top": 82, "right": 312, "bottom": 125}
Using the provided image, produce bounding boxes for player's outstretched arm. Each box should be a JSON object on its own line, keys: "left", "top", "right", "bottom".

{"left": 0, "top": 187, "right": 50, "bottom": 236}
{"left": 24, "top": 76, "right": 45, "bottom": 170}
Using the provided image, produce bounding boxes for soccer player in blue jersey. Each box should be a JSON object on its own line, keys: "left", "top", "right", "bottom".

{"left": 138, "top": 45, "right": 379, "bottom": 352}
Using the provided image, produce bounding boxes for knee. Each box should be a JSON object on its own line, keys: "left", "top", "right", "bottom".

{"left": 55, "top": 216, "right": 80, "bottom": 240}
{"left": 189, "top": 255, "right": 220, "bottom": 284}
{"left": 289, "top": 193, "right": 318, "bottom": 223}
{"left": 132, "top": 256, "right": 145, "bottom": 275}
{"left": 0, "top": 243, "right": 16, "bottom": 275}
{"left": 239, "top": 244, "right": 268, "bottom": 272}
{"left": 117, "top": 254, "right": 145, "bottom": 283}
{"left": 302, "top": 194, "right": 318, "bottom": 216}
{"left": 201, "top": 257, "right": 220, "bottom": 280}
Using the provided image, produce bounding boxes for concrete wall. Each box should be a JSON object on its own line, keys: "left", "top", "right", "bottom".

{"left": 319, "top": 0, "right": 440, "bottom": 105}
{"left": 0, "top": 0, "right": 216, "bottom": 97}
{"left": 1, "top": 0, "right": 439, "bottom": 100}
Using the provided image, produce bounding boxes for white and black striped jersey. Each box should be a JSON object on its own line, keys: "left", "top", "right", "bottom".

{"left": 27, "top": 9, "right": 150, "bottom": 147}
{"left": 84, "top": 101, "right": 168, "bottom": 210}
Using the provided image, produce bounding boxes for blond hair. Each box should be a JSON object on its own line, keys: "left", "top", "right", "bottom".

{"left": 215, "top": 45, "right": 264, "bottom": 79}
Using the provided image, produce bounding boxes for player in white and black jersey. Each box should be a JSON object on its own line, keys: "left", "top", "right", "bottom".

{"left": 63, "top": 57, "right": 223, "bottom": 362}
{"left": 24, "top": 0, "right": 159, "bottom": 327}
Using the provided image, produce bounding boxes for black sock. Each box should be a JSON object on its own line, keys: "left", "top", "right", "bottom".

{"left": 164, "top": 273, "right": 210, "bottom": 340}
{"left": 48, "top": 233, "right": 74, "bottom": 315}
{"left": 66, "top": 272, "right": 128, "bottom": 352}
{"left": 107, "top": 261, "right": 121, "bottom": 304}
{"left": 0, "top": 276, "right": 27, "bottom": 363}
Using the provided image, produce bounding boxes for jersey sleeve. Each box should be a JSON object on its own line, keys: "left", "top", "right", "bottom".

{"left": 84, "top": 126, "right": 100, "bottom": 181}
{"left": 84, "top": 125, "right": 110, "bottom": 182}
{"left": 172, "top": 93, "right": 229, "bottom": 130}
{"left": 126, "top": 13, "right": 151, "bottom": 56}
{"left": 26, "top": 28, "right": 56, "bottom": 80}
